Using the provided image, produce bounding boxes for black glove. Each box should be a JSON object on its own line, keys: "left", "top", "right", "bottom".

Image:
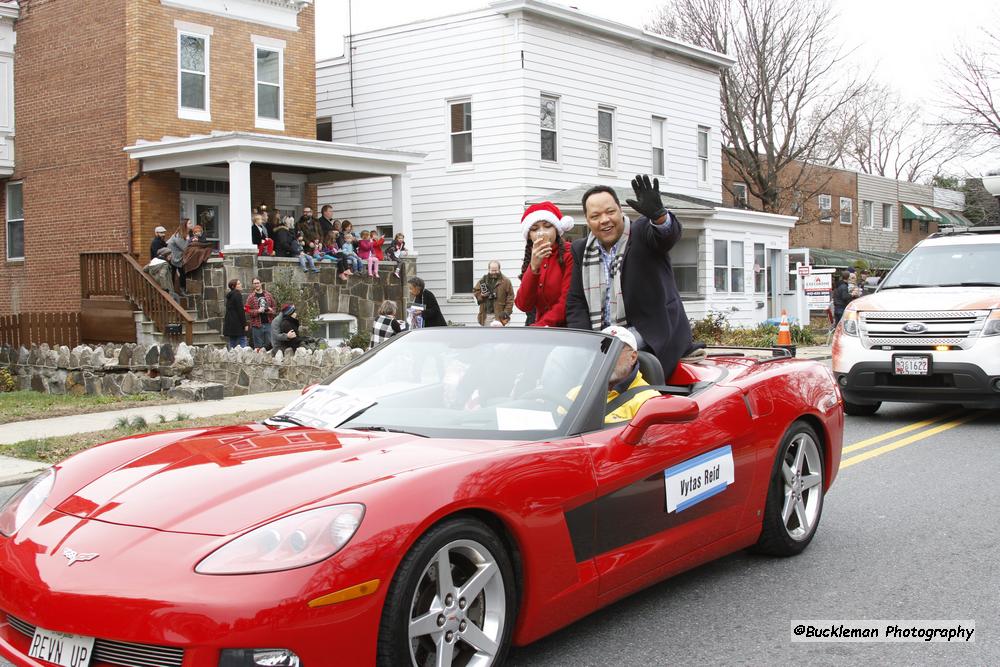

{"left": 626, "top": 174, "right": 667, "bottom": 222}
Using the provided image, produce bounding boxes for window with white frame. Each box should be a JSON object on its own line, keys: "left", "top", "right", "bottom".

{"left": 540, "top": 95, "right": 558, "bottom": 162}
{"left": 839, "top": 197, "right": 853, "bottom": 224}
{"left": 673, "top": 237, "right": 697, "bottom": 294}
{"left": 6, "top": 182, "right": 23, "bottom": 260}
{"left": 178, "top": 29, "right": 210, "bottom": 120}
{"left": 697, "top": 126, "right": 710, "bottom": 184}
{"left": 450, "top": 100, "right": 472, "bottom": 164}
{"left": 862, "top": 200, "right": 874, "bottom": 228}
{"left": 754, "top": 243, "right": 766, "bottom": 293}
{"left": 819, "top": 194, "right": 832, "bottom": 222}
{"left": 450, "top": 221, "right": 474, "bottom": 295}
{"left": 733, "top": 182, "right": 748, "bottom": 208}
{"left": 255, "top": 44, "right": 283, "bottom": 128}
{"left": 714, "top": 239, "right": 745, "bottom": 293}
{"left": 882, "top": 203, "right": 893, "bottom": 230}
{"left": 651, "top": 116, "right": 666, "bottom": 175}
{"left": 598, "top": 106, "right": 614, "bottom": 169}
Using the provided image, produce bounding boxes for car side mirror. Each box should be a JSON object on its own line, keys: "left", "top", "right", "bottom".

{"left": 616, "top": 395, "right": 699, "bottom": 446}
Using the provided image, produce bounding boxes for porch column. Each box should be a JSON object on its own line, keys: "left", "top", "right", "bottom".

{"left": 225, "top": 159, "right": 256, "bottom": 253}
{"left": 391, "top": 172, "right": 416, "bottom": 255}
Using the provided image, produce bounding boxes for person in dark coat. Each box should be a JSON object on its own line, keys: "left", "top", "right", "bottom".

{"left": 271, "top": 220, "right": 298, "bottom": 258}
{"left": 406, "top": 276, "right": 447, "bottom": 328}
{"left": 271, "top": 303, "right": 303, "bottom": 354}
{"left": 222, "top": 279, "right": 248, "bottom": 349}
{"left": 832, "top": 269, "right": 857, "bottom": 324}
{"left": 565, "top": 175, "right": 693, "bottom": 380}
{"left": 150, "top": 225, "right": 169, "bottom": 260}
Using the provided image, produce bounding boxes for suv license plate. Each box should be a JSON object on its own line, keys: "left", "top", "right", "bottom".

{"left": 28, "top": 626, "right": 95, "bottom": 667}
{"left": 894, "top": 356, "right": 930, "bottom": 376}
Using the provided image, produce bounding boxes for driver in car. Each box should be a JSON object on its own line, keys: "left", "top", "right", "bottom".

{"left": 566, "top": 326, "right": 660, "bottom": 423}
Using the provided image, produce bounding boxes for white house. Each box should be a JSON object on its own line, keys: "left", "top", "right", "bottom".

{"left": 316, "top": 0, "right": 795, "bottom": 326}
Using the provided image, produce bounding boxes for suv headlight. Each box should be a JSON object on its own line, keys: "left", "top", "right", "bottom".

{"left": 196, "top": 504, "right": 365, "bottom": 575}
{"left": 0, "top": 468, "right": 55, "bottom": 537}
{"left": 841, "top": 311, "right": 859, "bottom": 337}
{"left": 983, "top": 311, "right": 1000, "bottom": 337}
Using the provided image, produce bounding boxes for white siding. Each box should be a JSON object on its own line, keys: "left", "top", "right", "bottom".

{"left": 857, "top": 173, "right": 899, "bottom": 253}
{"left": 316, "top": 8, "right": 727, "bottom": 324}
{"left": 933, "top": 186, "right": 965, "bottom": 211}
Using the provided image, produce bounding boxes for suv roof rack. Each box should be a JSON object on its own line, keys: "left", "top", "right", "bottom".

{"left": 928, "top": 225, "right": 1000, "bottom": 238}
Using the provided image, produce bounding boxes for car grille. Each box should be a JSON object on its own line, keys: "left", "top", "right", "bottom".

{"left": 5, "top": 614, "right": 185, "bottom": 667}
{"left": 859, "top": 310, "right": 989, "bottom": 350}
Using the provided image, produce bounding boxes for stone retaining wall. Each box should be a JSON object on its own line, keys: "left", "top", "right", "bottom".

{"left": 0, "top": 342, "right": 360, "bottom": 399}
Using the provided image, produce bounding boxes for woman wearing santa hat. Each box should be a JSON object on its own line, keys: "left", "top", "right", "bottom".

{"left": 514, "top": 201, "right": 575, "bottom": 327}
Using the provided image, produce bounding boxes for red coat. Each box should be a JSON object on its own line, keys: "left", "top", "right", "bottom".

{"left": 515, "top": 241, "right": 574, "bottom": 327}
{"left": 372, "top": 236, "right": 385, "bottom": 261}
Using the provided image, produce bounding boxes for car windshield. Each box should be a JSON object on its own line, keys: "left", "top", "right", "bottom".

{"left": 880, "top": 242, "right": 1000, "bottom": 289}
{"left": 272, "top": 328, "right": 612, "bottom": 440}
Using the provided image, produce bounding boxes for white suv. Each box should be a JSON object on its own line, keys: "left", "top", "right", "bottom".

{"left": 832, "top": 227, "right": 1000, "bottom": 415}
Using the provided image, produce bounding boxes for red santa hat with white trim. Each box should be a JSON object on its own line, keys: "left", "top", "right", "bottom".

{"left": 520, "top": 201, "right": 574, "bottom": 240}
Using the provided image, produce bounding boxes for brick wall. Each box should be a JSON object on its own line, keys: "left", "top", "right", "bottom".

{"left": 2, "top": 0, "right": 130, "bottom": 315}
{"left": 125, "top": 0, "right": 316, "bottom": 147}
{"left": 133, "top": 170, "right": 181, "bottom": 259}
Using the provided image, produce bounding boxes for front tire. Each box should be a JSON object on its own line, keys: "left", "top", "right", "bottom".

{"left": 752, "top": 422, "right": 825, "bottom": 556}
{"left": 843, "top": 400, "right": 880, "bottom": 416}
{"left": 377, "top": 517, "right": 517, "bottom": 667}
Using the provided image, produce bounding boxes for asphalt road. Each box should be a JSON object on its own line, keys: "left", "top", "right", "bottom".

{"left": 2, "top": 402, "right": 997, "bottom": 666}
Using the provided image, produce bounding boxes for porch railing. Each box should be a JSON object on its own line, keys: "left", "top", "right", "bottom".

{"left": 80, "top": 252, "right": 194, "bottom": 345}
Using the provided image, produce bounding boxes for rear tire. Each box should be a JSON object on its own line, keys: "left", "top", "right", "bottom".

{"left": 843, "top": 400, "right": 880, "bottom": 416}
{"left": 752, "top": 422, "right": 824, "bottom": 557}
{"left": 377, "top": 517, "right": 517, "bottom": 667}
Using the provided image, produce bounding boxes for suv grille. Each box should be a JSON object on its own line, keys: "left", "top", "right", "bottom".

{"left": 5, "top": 614, "right": 184, "bottom": 667}
{"left": 859, "top": 310, "right": 989, "bottom": 349}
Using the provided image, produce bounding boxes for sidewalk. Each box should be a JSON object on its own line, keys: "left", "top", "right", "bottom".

{"left": 0, "top": 389, "right": 301, "bottom": 486}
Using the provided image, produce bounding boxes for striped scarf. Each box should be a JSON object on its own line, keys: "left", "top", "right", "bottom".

{"left": 582, "top": 215, "right": 630, "bottom": 330}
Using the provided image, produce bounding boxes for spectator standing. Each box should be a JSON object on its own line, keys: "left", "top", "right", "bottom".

{"left": 407, "top": 276, "right": 447, "bottom": 328}
{"left": 370, "top": 300, "right": 409, "bottom": 348}
{"left": 474, "top": 260, "right": 515, "bottom": 326}
{"left": 246, "top": 278, "right": 277, "bottom": 350}
{"left": 358, "top": 231, "right": 380, "bottom": 277}
{"left": 167, "top": 220, "right": 191, "bottom": 296}
{"left": 251, "top": 214, "right": 274, "bottom": 256}
{"left": 833, "top": 269, "right": 857, "bottom": 324}
{"left": 317, "top": 205, "right": 337, "bottom": 239}
{"left": 373, "top": 231, "right": 386, "bottom": 262}
{"left": 514, "top": 202, "right": 575, "bottom": 327}
{"left": 298, "top": 211, "right": 323, "bottom": 254}
{"left": 150, "top": 225, "right": 168, "bottom": 260}
{"left": 271, "top": 217, "right": 297, "bottom": 258}
{"left": 223, "top": 279, "right": 248, "bottom": 349}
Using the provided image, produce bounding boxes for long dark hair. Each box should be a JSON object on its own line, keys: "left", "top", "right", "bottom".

{"left": 519, "top": 233, "right": 567, "bottom": 279}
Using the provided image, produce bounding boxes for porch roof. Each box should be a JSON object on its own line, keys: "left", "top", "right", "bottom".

{"left": 124, "top": 131, "right": 424, "bottom": 180}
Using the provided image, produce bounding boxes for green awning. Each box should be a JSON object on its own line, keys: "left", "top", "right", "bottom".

{"left": 806, "top": 247, "right": 904, "bottom": 271}
{"left": 920, "top": 206, "right": 943, "bottom": 221}
{"left": 937, "top": 211, "right": 962, "bottom": 227}
{"left": 901, "top": 204, "right": 928, "bottom": 220}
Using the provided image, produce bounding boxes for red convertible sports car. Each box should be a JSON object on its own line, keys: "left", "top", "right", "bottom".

{"left": 0, "top": 328, "right": 842, "bottom": 667}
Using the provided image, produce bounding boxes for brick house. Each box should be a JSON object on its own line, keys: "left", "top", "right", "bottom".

{"left": 0, "top": 0, "right": 419, "bottom": 341}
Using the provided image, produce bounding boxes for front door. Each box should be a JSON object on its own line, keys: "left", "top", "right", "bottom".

{"left": 181, "top": 195, "right": 228, "bottom": 248}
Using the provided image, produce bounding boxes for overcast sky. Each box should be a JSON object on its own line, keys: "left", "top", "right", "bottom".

{"left": 314, "top": 0, "right": 999, "bottom": 175}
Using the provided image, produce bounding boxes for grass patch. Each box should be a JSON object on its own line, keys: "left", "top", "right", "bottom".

{"left": 0, "top": 410, "right": 274, "bottom": 463}
{"left": 0, "top": 391, "right": 182, "bottom": 425}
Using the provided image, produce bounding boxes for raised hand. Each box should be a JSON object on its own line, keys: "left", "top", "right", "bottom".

{"left": 529, "top": 236, "right": 553, "bottom": 271}
{"left": 625, "top": 174, "right": 667, "bottom": 221}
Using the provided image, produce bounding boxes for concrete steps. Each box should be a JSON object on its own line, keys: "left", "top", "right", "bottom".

{"left": 134, "top": 310, "right": 224, "bottom": 347}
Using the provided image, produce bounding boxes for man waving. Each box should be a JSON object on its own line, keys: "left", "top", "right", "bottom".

{"left": 566, "top": 175, "right": 693, "bottom": 379}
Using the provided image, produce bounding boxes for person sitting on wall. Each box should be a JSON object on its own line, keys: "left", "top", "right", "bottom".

{"left": 271, "top": 303, "right": 303, "bottom": 355}
{"left": 251, "top": 213, "right": 274, "bottom": 256}
{"left": 143, "top": 246, "right": 176, "bottom": 297}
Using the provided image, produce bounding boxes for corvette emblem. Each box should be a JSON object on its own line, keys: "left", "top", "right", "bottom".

{"left": 62, "top": 548, "right": 99, "bottom": 566}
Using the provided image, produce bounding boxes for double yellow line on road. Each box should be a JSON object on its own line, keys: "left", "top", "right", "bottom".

{"left": 840, "top": 409, "right": 986, "bottom": 469}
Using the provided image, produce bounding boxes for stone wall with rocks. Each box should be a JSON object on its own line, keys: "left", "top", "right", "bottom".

{"left": 0, "top": 341, "right": 360, "bottom": 400}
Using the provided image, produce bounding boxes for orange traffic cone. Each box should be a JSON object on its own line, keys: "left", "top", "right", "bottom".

{"left": 777, "top": 310, "right": 793, "bottom": 347}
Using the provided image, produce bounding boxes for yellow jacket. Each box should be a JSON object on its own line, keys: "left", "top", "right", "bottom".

{"left": 604, "top": 370, "right": 661, "bottom": 423}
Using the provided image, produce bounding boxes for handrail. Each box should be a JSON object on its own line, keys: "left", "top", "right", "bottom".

{"left": 80, "top": 252, "right": 194, "bottom": 345}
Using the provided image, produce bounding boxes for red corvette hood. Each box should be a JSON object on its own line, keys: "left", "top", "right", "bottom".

{"left": 53, "top": 425, "right": 495, "bottom": 536}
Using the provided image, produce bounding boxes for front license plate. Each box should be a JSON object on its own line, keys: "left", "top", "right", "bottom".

{"left": 28, "top": 626, "right": 95, "bottom": 667}
{"left": 894, "top": 355, "right": 930, "bottom": 376}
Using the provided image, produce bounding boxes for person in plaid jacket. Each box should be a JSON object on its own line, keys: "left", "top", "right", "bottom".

{"left": 369, "top": 300, "right": 409, "bottom": 349}
{"left": 245, "top": 278, "right": 277, "bottom": 350}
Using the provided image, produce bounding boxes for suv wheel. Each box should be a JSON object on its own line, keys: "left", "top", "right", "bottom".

{"left": 843, "top": 401, "right": 880, "bottom": 416}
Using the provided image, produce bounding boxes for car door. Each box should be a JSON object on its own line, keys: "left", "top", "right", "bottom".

{"left": 582, "top": 387, "right": 757, "bottom": 595}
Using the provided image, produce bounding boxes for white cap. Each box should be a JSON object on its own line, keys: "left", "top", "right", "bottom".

{"left": 154, "top": 226, "right": 167, "bottom": 233}
{"left": 601, "top": 325, "right": 636, "bottom": 350}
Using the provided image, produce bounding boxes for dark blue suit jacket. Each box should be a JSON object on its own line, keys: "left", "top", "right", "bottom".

{"left": 566, "top": 213, "right": 693, "bottom": 378}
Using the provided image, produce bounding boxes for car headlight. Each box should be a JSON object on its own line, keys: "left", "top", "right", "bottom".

{"left": 0, "top": 468, "right": 55, "bottom": 537}
{"left": 982, "top": 311, "right": 1000, "bottom": 337}
{"left": 841, "top": 311, "right": 859, "bottom": 336}
{"left": 196, "top": 504, "right": 365, "bottom": 575}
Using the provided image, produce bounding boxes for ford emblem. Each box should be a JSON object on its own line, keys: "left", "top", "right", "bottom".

{"left": 902, "top": 322, "right": 927, "bottom": 334}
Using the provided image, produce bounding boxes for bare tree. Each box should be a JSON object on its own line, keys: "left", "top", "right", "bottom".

{"left": 646, "top": 0, "right": 868, "bottom": 213}
{"left": 823, "top": 84, "right": 965, "bottom": 182}
{"left": 941, "top": 25, "right": 1000, "bottom": 153}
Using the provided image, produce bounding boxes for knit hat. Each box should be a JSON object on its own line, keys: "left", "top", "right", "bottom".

{"left": 520, "top": 201, "right": 574, "bottom": 240}
{"left": 280, "top": 304, "right": 296, "bottom": 317}
{"left": 601, "top": 325, "right": 637, "bottom": 350}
